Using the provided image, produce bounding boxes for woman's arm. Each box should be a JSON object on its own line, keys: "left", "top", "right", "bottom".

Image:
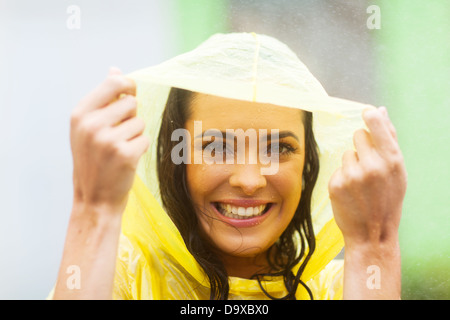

{"left": 53, "top": 68, "right": 149, "bottom": 299}
{"left": 329, "top": 106, "right": 407, "bottom": 300}
{"left": 343, "top": 240, "right": 401, "bottom": 299}
{"left": 53, "top": 202, "right": 124, "bottom": 299}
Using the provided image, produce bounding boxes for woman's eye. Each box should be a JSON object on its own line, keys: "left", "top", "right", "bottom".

{"left": 266, "top": 143, "right": 296, "bottom": 156}
{"left": 202, "top": 141, "right": 296, "bottom": 160}
{"left": 216, "top": 143, "right": 233, "bottom": 155}
{"left": 202, "top": 141, "right": 233, "bottom": 157}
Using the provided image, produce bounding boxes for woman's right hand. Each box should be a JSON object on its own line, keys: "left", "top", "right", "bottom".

{"left": 53, "top": 68, "right": 149, "bottom": 299}
{"left": 70, "top": 67, "right": 149, "bottom": 213}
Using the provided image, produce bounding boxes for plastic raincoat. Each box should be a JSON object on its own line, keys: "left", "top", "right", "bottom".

{"left": 69, "top": 33, "right": 373, "bottom": 300}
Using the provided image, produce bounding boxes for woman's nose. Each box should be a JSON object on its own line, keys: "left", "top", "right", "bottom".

{"left": 228, "top": 164, "right": 267, "bottom": 195}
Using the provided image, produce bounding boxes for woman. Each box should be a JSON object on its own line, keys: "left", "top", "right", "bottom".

{"left": 52, "top": 33, "right": 407, "bottom": 300}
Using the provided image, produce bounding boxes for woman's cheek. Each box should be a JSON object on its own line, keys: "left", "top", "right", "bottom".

{"left": 272, "top": 162, "right": 303, "bottom": 200}
{"left": 186, "top": 163, "right": 229, "bottom": 203}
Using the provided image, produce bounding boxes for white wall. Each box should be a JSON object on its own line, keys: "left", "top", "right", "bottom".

{"left": 0, "top": 0, "right": 176, "bottom": 299}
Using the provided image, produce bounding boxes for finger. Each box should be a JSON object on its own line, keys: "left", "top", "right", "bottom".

{"left": 77, "top": 70, "right": 136, "bottom": 114}
{"left": 342, "top": 149, "right": 358, "bottom": 166}
{"left": 328, "top": 167, "right": 345, "bottom": 199}
{"left": 122, "top": 134, "right": 150, "bottom": 163}
{"left": 353, "top": 129, "right": 375, "bottom": 163}
{"left": 379, "top": 106, "right": 398, "bottom": 142}
{"left": 108, "top": 66, "right": 122, "bottom": 76}
{"left": 362, "top": 108, "right": 398, "bottom": 157}
{"left": 341, "top": 149, "right": 359, "bottom": 176}
{"left": 93, "top": 94, "right": 137, "bottom": 126}
{"left": 111, "top": 116, "right": 145, "bottom": 141}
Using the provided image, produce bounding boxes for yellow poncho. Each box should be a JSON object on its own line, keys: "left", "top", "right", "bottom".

{"left": 102, "top": 33, "right": 370, "bottom": 300}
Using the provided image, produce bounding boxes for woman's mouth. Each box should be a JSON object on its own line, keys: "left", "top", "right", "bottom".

{"left": 211, "top": 201, "right": 273, "bottom": 228}
{"left": 213, "top": 202, "right": 272, "bottom": 220}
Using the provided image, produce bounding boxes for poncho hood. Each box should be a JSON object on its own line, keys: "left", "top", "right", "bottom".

{"left": 116, "top": 32, "right": 372, "bottom": 299}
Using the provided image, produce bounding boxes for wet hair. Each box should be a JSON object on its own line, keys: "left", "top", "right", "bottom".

{"left": 157, "top": 87, "right": 320, "bottom": 300}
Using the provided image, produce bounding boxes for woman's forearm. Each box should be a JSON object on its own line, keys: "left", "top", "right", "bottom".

{"left": 53, "top": 201, "right": 123, "bottom": 300}
{"left": 53, "top": 68, "right": 146, "bottom": 299}
{"left": 343, "top": 239, "right": 401, "bottom": 300}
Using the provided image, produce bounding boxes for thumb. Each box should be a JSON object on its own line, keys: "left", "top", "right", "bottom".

{"left": 108, "top": 66, "right": 122, "bottom": 76}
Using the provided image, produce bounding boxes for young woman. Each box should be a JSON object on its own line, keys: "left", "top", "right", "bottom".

{"left": 52, "top": 33, "right": 407, "bottom": 300}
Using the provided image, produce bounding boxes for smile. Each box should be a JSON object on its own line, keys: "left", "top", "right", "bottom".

{"left": 213, "top": 202, "right": 272, "bottom": 220}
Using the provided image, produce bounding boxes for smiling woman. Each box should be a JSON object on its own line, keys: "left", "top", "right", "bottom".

{"left": 158, "top": 89, "right": 318, "bottom": 299}
{"left": 52, "top": 32, "right": 406, "bottom": 300}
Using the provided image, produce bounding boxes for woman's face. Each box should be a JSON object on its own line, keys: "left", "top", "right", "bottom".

{"left": 185, "top": 94, "right": 305, "bottom": 263}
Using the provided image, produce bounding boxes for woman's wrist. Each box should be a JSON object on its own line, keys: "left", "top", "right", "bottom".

{"left": 342, "top": 237, "right": 401, "bottom": 299}
{"left": 343, "top": 232, "right": 400, "bottom": 255}
{"left": 71, "top": 195, "right": 126, "bottom": 226}
{"left": 67, "top": 199, "right": 125, "bottom": 249}
{"left": 344, "top": 238, "right": 401, "bottom": 275}
{"left": 53, "top": 198, "right": 125, "bottom": 299}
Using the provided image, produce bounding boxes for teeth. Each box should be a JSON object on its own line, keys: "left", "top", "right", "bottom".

{"left": 217, "top": 203, "right": 268, "bottom": 219}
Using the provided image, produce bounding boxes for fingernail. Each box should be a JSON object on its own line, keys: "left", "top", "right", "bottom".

{"left": 109, "top": 66, "right": 122, "bottom": 75}
{"left": 379, "top": 106, "right": 388, "bottom": 117}
{"left": 363, "top": 106, "right": 377, "bottom": 118}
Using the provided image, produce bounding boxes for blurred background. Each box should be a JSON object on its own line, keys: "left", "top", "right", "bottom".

{"left": 0, "top": 0, "right": 448, "bottom": 299}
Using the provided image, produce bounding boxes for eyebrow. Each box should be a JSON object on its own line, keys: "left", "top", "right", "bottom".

{"left": 277, "top": 131, "right": 299, "bottom": 141}
{"left": 195, "top": 130, "right": 299, "bottom": 142}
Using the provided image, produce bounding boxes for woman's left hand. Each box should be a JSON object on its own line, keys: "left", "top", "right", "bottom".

{"left": 329, "top": 106, "right": 407, "bottom": 247}
{"left": 328, "top": 106, "right": 407, "bottom": 299}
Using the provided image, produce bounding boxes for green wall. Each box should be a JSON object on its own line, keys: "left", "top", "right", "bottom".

{"left": 173, "top": 0, "right": 229, "bottom": 54}
{"left": 170, "top": 0, "right": 450, "bottom": 299}
{"left": 375, "top": 0, "right": 450, "bottom": 299}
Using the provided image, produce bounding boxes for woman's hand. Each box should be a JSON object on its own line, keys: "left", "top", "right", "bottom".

{"left": 54, "top": 68, "right": 149, "bottom": 299}
{"left": 328, "top": 106, "right": 407, "bottom": 299}
{"left": 329, "top": 106, "right": 407, "bottom": 247}
{"left": 70, "top": 67, "right": 149, "bottom": 212}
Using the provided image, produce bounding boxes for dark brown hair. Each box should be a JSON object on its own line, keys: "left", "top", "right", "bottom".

{"left": 157, "top": 87, "right": 319, "bottom": 300}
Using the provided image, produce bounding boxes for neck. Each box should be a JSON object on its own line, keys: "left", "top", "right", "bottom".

{"left": 219, "top": 249, "right": 274, "bottom": 279}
